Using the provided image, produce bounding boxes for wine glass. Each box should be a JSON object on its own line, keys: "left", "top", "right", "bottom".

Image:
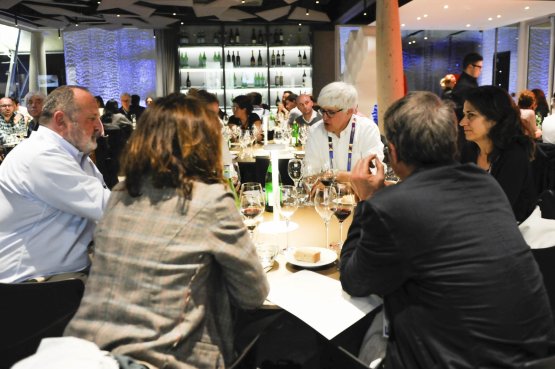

{"left": 299, "top": 125, "right": 309, "bottom": 147}
{"left": 240, "top": 182, "right": 265, "bottom": 204}
{"left": 383, "top": 146, "right": 400, "bottom": 183}
{"left": 331, "top": 183, "right": 355, "bottom": 249}
{"left": 273, "top": 128, "right": 283, "bottom": 144}
{"left": 302, "top": 162, "right": 319, "bottom": 204}
{"left": 319, "top": 161, "right": 337, "bottom": 187}
{"left": 280, "top": 185, "right": 298, "bottom": 254}
{"left": 287, "top": 159, "right": 303, "bottom": 188}
{"left": 314, "top": 186, "right": 335, "bottom": 249}
{"left": 240, "top": 193, "right": 264, "bottom": 240}
{"left": 295, "top": 181, "right": 309, "bottom": 206}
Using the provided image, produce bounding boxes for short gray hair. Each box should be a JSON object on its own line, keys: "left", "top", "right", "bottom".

{"left": 24, "top": 91, "right": 46, "bottom": 104}
{"left": 39, "top": 85, "right": 88, "bottom": 126}
{"left": 384, "top": 91, "right": 457, "bottom": 167}
{"left": 317, "top": 82, "right": 358, "bottom": 111}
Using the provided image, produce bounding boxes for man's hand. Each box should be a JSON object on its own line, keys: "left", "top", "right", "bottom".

{"left": 350, "top": 154, "right": 385, "bottom": 200}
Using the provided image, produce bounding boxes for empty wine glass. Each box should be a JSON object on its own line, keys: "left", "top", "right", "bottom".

{"left": 287, "top": 159, "right": 303, "bottom": 188}
{"left": 299, "top": 125, "right": 309, "bottom": 147}
{"left": 273, "top": 128, "right": 283, "bottom": 144}
{"left": 280, "top": 185, "right": 298, "bottom": 254}
{"left": 295, "top": 181, "right": 309, "bottom": 206}
{"left": 240, "top": 193, "right": 264, "bottom": 240}
{"left": 314, "top": 186, "right": 335, "bottom": 249}
{"left": 331, "top": 183, "right": 355, "bottom": 249}
{"left": 302, "top": 162, "right": 319, "bottom": 204}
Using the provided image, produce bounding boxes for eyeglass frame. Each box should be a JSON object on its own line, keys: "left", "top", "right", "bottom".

{"left": 471, "top": 64, "right": 483, "bottom": 70}
{"left": 319, "top": 108, "right": 344, "bottom": 118}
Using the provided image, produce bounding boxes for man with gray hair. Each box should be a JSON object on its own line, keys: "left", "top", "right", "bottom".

{"left": 304, "top": 81, "right": 383, "bottom": 182}
{"left": 341, "top": 91, "right": 555, "bottom": 368}
{"left": 0, "top": 85, "right": 110, "bottom": 283}
{"left": 23, "top": 91, "right": 46, "bottom": 137}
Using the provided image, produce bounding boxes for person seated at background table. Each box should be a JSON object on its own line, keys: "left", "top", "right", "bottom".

{"left": 293, "top": 93, "right": 321, "bottom": 127}
{"left": 101, "top": 99, "right": 132, "bottom": 127}
{"left": 532, "top": 88, "right": 550, "bottom": 125}
{"left": 518, "top": 89, "right": 542, "bottom": 139}
{"left": 130, "top": 94, "right": 146, "bottom": 120}
{"left": 118, "top": 92, "right": 133, "bottom": 121}
{"left": 228, "top": 94, "right": 262, "bottom": 141}
{"left": 543, "top": 114, "right": 555, "bottom": 144}
{"left": 0, "top": 85, "right": 109, "bottom": 283}
{"left": 0, "top": 96, "right": 25, "bottom": 145}
{"left": 94, "top": 95, "right": 105, "bottom": 116}
{"left": 23, "top": 91, "right": 46, "bottom": 137}
{"left": 460, "top": 86, "right": 537, "bottom": 223}
{"left": 247, "top": 91, "right": 270, "bottom": 119}
{"left": 145, "top": 95, "right": 154, "bottom": 107}
{"left": 285, "top": 93, "right": 302, "bottom": 125}
{"left": 276, "top": 90, "right": 293, "bottom": 117}
{"left": 304, "top": 81, "right": 384, "bottom": 183}
{"left": 341, "top": 91, "right": 555, "bottom": 369}
{"left": 64, "top": 93, "right": 269, "bottom": 369}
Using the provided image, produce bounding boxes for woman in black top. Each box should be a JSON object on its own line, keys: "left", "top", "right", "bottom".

{"left": 460, "top": 85, "right": 537, "bottom": 223}
{"left": 228, "top": 95, "right": 262, "bottom": 141}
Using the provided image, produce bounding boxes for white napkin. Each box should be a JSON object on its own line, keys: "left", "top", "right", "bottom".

{"left": 519, "top": 206, "right": 555, "bottom": 249}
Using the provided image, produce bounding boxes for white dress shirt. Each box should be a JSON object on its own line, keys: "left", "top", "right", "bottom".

{"left": 0, "top": 126, "right": 110, "bottom": 283}
{"left": 542, "top": 114, "right": 555, "bottom": 144}
{"left": 304, "top": 114, "right": 384, "bottom": 171}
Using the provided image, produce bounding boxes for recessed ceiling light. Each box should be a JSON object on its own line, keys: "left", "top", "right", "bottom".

{"left": 424, "top": 36, "right": 428, "bottom": 40}
{"left": 172, "top": 12, "right": 176, "bottom": 16}
{"left": 363, "top": 12, "right": 367, "bottom": 16}
{"left": 417, "top": 16, "right": 421, "bottom": 20}
{"left": 180, "top": 21, "right": 184, "bottom": 25}
{"left": 466, "top": 24, "right": 471, "bottom": 27}
{"left": 497, "top": 14, "right": 501, "bottom": 18}
{"left": 423, "top": 14, "right": 428, "bottom": 18}
{"left": 401, "top": 23, "right": 406, "bottom": 27}
{"left": 524, "top": 6, "right": 530, "bottom": 10}
{"left": 488, "top": 17, "right": 493, "bottom": 21}
{"left": 116, "top": 14, "right": 120, "bottom": 17}
{"left": 298, "top": 23, "right": 302, "bottom": 26}
{"left": 316, "top": 0, "right": 319, "bottom": 3}
{"left": 443, "top": 5, "right": 448, "bottom": 9}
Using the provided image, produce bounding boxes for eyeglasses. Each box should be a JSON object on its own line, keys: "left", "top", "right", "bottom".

{"left": 319, "top": 108, "right": 343, "bottom": 118}
{"left": 472, "top": 64, "right": 482, "bottom": 70}
{"left": 0, "top": 104, "right": 13, "bottom": 108}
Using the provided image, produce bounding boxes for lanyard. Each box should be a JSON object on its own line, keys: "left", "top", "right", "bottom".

{"left": 327, "top": 117, "right": 357, "bottom": 171}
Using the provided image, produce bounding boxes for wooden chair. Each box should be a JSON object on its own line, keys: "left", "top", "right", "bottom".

{"left": 0, "top": 278, "right": 85, "bottom": 368}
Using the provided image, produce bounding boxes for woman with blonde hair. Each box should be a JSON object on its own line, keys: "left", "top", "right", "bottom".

{"left": 65, "top": 93, "right": 269, "bottom": 369}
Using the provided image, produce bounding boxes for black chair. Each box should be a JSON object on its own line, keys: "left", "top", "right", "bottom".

{"left": 0, "top": 279, "right": 85, "bottom": 368}
{"left": 532, "top": 143, "right": 555, "bottom": 195}
{"left": 230, "top": 334, "right": 261, "bottom": 369}
{"left": 520, "top": 354, "right": 555, "bottom": 369}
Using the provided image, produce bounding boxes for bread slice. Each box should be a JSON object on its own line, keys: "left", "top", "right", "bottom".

{"left": 294, "top": 248, "right": 321, "bottom": 263}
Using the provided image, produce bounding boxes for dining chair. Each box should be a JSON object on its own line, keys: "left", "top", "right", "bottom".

{"left": 229, "top": 333, "right": 261, "bottom": 369}
{"left": 0, "top": 278, "right": 85, "bottom": 368}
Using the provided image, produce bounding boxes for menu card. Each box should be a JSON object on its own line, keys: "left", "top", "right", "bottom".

{"left": 266, "top": 270, "right": 382, "bottom": 340}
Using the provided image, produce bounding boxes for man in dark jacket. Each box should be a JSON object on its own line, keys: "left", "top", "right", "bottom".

{"left": 341, "top": 91, "right": 555, "bottom": 369}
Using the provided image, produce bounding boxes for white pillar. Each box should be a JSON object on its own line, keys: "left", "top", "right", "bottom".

{"left": 29, "top": 31, "right": 47, "bottom": 95}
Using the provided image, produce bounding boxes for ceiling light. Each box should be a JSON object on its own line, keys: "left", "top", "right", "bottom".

{"left": 153, "top": 30, "right": 156, "bottom": 39}
{"left": 172, "top": 13, "right": 176, "bottom": 16}
{"left": 316, "top": 0, "right": 319, "bottom": 3}
{"left": 58, "top": 29, "right": 61, "bottom": 39}
{"left": 488, "top": 17, "right": 493, "bottom": 21}
{"left": 423, "top": 14, "right": 428, "bottom": 18}
{"left": 97, "top": 1, "right": 100, "bottom": 4}
{"left": 417, "top": 16, "right": 421, "bottom": 20}
{"left": 180, "top": 21, "right": 184, "bottom": 25}
{"left": 241, "top": 0, "right": 245, "bottom": 3}
{"left": 443, "top": 5, "right": 448, "bottom": 9}
{"left": 363, "top": 12, "right": 367, "bottom": 16}
{"left": 497, "top": 14, "right": 501, "bottom": 18}
{"left": 466, "top": 24, "right": 471, "bottom": 27}
{"left": 524, "top": 6, "right": 530, "bottom": 10}
{"left": 424, "top": 36, "right": 428, "bottom": 40}
{"left": 75, "top": 23, "right": 79, "bottom": 27}
{"left": 116, "top": 14, "right": 120, "bottom": 17}
{"left": 298, "top": 23, "right": 302, "bottom": 26}
{"left": 401, "top": 23, "right": 406, "bottom": 27}
{"left": 306, "top": 9, "right": 309, "bottom": 16}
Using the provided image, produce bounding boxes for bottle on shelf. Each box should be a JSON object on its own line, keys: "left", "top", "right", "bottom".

{"left": 258, "top": 30, "right": 264, "bottom": 44}
{"left": 281, "top": 50, "right": 285, "bottom": 66}
{"left": 302, "top": 69, "right": 307, "bottom": 87}
{"left": 250, "top": 51, "right": 256, "bottom": 67}
{"left": 186, "top": 72, "right": 191, "bottom": 88}
{"left": 235, "top": 28, "right": 240, "bottom": 44}
{"left": 228, "top": 29, "right": 234, "bottom": 45}
{"left": 213, "top": 31, "right": 219, "bottom": 44}
{"left": 257, "top": 50, "right": 263, "bottom": 66}
{"left": 279, "top": 72, "right": 283, "bottom": 87}
{"left": 198, "top": 53, "right": 203, "bottom": 67}
{"left": 271, "top": 50, "right": 276, "bottom": 67}
{"left": 274, "top": 72, "right": 279, "bottom": 87}
{"left": 233, "top": 73, "right": 237, "bottom": 88}
{"left": 303, "top": 51, "right": 308, "bottom": 66}
{"left": 223, "top": 164, "right": 240, "bottom": 208}
{"left": 273, "top": 29, "right": 279, "bottom": 44}
{"left": 297, "top": 50, "right": 302, "bottom": 66}
{"left": 251, "top": 28, "right": 256, "bottom": 45}
{"left": 279, "top": 29, "right": 284, "bottom": 44}
{"left": 232, "top": 51, "right": 236, "bottom": 66}
{"left": 275, "top": 93, "right": 280, "bottom": 106}
{"left": 236, "top": 52, "right": 241, "bottom": 66}
{"left": 276, "top": 51, "right": 281, "bottom": 66}
{"left": 226, "top": 51, "right": 231, "bottom": 63}
{"left": 180, "top": 32, "right": 189, "bottom": 45}
{"left": 202, "top": 52, "right": 207, "bottom": 67}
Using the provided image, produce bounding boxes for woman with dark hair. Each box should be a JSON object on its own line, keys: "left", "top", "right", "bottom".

{"left": 100, "top": 99, "right": 131, "bottom": 126}
{"left": 532, "top": 88, "right": 549, "bottom": 123}
{"left": 65, "top": 93, "right": 269, "bottom": 368}
{"left": 460, "top": 85, "right": 537, "bottom": 222}
{"left": 228, "top": 94, "right": 262, "bottom": 140}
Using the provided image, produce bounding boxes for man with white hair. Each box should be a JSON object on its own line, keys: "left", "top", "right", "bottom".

{"left": 24, "top": 91, "right": 46, "bottom": 137}
{"left": 304, "top": 81, "right": 384, "bottom": 182}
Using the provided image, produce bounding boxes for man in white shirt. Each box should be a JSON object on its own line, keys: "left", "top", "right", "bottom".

{"left": 304, "top": 81, "right": 384, "bottom": 183}
{"left": 543, "top": 114, "right": 555, "bottom": 144}
{"left": 0, "top": 85, "right": 110, "bottom": 283}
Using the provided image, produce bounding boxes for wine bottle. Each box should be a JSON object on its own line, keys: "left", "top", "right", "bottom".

{"left": 271, "top": 50, "right": 276, "bottom": 67}
{"left": 264, "top": 162, "right": 281, "bottom": 212}
{"left": 279, "top": 72, "right": 283, "bottom": 87}
{"left": 298, "top": 50, "right": 302, "bottom": 66}
{"left": 229, "top": 29, "right": 234, "bottom": 44}
{"left": 281, "top": 50, "right": 285, "bottom": 66}
{"left": 273, "top": 29, "right": 279, "bottom": 44}
{"left": 251, "top": 28, "right": 256, "bottom": 45}
{"left": 198, "top": 53, "right": 203, "bottom": 67}
{"left": 250, "top": 51, "right": 255, "bottom": 67}
{"left": 303, "top": 51, "right": 308, "bottom": 66}
{"left": 236, "top": 52, "right": 241, "bottom": 66}
{"left": 226, "top": 51, "right": 231, "bottom": 63}
{"left": 257, "top": 30, "right": 264, "bottom": 44}
{"left": 302, "top": 69, "right": 307, "bottom": 87}
{"left": 180, "top": 32, "right": 189, "bottom": 45}
{"left": 235, "top": 28, "right": 240, "bottom": 44}
{"left": 257, "top": 50, "right": 263, "bottom": 66}
{"left": 275, "top": 94, "right": 280, "bottom": 106}
{"left": 279, "top": 29, "right": 284, "bottom": 44}
{"left": 274, "top": 72, "right": 279, "bottom": 87}
{"left": 224, "top": 164, "right": 240, "bottom": 208}
{"left": 232, "top": 51, "right": 236, "bottom": 66}
{"left": 186, "top": 72, "right": 191, "bottom": 88}
{"left": 276, "top": 51, "right": 281, "bottom": 66}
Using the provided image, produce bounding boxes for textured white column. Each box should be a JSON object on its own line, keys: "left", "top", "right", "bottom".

{"left": 376, "top": 0, "right": 404, "bottom": 132}
{"left": 29, "top": 32, "right": 47, "bottom": 95}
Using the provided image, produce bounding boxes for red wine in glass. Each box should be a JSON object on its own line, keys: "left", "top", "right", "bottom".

{"left": 242, "top": 207, "right": 262, "bottom": 219}
{"left": 334, "top": 207, "right": 352, "bottom": 222}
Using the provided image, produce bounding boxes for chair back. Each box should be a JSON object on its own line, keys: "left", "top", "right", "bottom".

{"left": 520, "top": 354, "right": 555, "bottom": 369}
{"left": 0, "top": 278, "right": 84, "bottom": 368}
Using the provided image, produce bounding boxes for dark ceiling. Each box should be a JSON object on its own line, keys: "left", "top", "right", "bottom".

{"left": 0, "top": 0, "right": 413, "bottom": 31}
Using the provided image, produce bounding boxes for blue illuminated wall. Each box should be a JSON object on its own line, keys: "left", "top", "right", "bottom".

{"left": 63, "top": 28, "right": 156, "bottom": 104}
{"left": 527, "top": 26, "right": 551, "bottom": 93}
{"left": 481, "top": 26, "right": 519, "bottom": 95}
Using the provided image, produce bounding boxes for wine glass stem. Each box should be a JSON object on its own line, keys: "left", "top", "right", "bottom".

{"left": 339, "top": 221, "right": 344, "bottom": 244}
{"left": 324, "top": 220, "right": 329, "bottom": 248}
{"left": 285, "top": 218, "right": 290, "bottom": 252}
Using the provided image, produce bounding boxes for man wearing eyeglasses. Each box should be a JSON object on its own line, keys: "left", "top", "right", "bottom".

{"left": 0, "top": 97, "right": 25, "bottom": 146}
{"left": 304, "top": 81, "right": 384, "bottom": 182}
{"left": 452, "top": 52, "right": 483, "bottom": 119}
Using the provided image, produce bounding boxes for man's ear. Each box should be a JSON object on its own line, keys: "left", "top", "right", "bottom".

{"left": 51, "top": 111, "right": 67, "bottom": 133}
{"left": 389, "top": 142, "right": 399, "bottom": 164}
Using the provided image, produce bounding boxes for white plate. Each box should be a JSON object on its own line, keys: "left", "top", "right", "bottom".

{"left": 229, "top": 150, "right": 240, "bottom": 155}
{"left": 285, "top": 247, "right": 337, "bottom": 268}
